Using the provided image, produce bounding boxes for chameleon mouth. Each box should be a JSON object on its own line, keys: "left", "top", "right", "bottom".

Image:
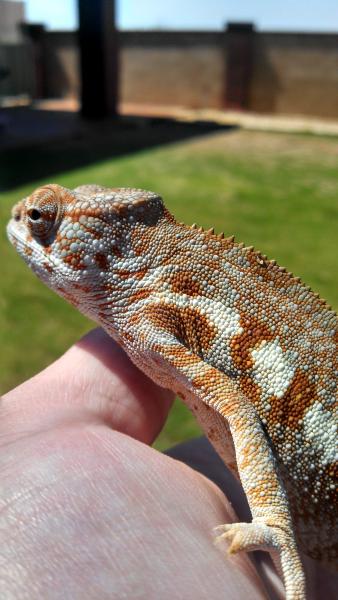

{"left": 6, "top": 218, "right": 26, "bottom": 252}
{"left": 7, "top": 217, "right": 83, "bottom": 285}
{"left": 7, "top": 218, "right": 42, "bottom": 257}
{"left": 6, "top": 219, "right": 54, "bottom": 276}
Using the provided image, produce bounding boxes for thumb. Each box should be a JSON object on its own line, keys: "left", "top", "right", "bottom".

{"left": 1, "top": 328, "right": 174, "bottom": 446}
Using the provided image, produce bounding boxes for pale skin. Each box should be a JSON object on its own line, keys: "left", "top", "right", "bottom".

{"left": 1, "top": 329, "right": 336, "bottom": 599}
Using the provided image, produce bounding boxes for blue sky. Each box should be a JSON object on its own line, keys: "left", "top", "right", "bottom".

{"left": 23, "top": 0, "right": 338, "bottom": 32}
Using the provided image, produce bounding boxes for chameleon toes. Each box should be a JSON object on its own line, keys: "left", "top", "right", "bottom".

{"left": 214, "top": 521, "right": 278, "bottom": 554}
{"left": 214, "top": 521, "right": 306, "bottom": 599}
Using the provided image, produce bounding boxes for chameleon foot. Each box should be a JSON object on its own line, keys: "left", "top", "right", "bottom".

{"left": 214, "top": 521, "right": 306, "bottom": 600}
{"left": 214, "top": 521, "right": 278, "bottom": 554}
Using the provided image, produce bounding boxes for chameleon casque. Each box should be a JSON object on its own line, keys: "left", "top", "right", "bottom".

{"left": 7, "top": 184, "right": 338, "bottom": 599}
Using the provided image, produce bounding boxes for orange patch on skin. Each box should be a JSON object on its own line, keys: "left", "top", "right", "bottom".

{"left": 236, "top": 441, "right": 263, "bottom": 476}
{"left": 238, "top": 365, "right": 318, "bottom": 432}
{"left": 123, "top": 330, "right": 135, "bottom": 343}
{"left": 267, "top": 369, "right": 318, "bottom": 430}
{"left": 147, "top": 303, "right": 217, "bottom": 356}
{"left": 230, "top": 315, "right": 275, "bottom": 371}
{"left": 170, "top": 271, "right": 202, "bottom": 296}
{"left": 134, "top": 268, "right": 148, "bottom": 280}
{"left": 116, "top": 269, "right": 132, "bottom": 280}
{"left": 130, "top": 230, "right": 150, "bottom": 256}
{"left": 68, "top": 207, "right": 104, "bottom": 219}
{"left": 62, "top": 253, "right": 86, "bottom": 270}
{"left": 192, "top": 369, "right": 221, "bottom": 392}
{"left": 244, "top": 246, "right": 309, "bottom": 295}
{"left": 192, "top": 370, "right": 209, "bottom": 385}
{"left": 156, "top": 342, "right": 200, "bottom": 368}
{"left": 129, "top": 289, "right": 152, "bottom": 304}
{"left": 129, "top": 312, "right": 143, "bottom": 326}
{"left": 238, "top": 375, "right": 262, "bottom": 411}
{"left": 105, "top": 268, "right": 147, "bottom": 282}
{"left": 24, "top": 246, "right": 33, "bottom": 256}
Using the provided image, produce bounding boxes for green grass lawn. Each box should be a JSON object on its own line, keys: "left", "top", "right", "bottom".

{"left": 1, "top": 129, "right": 337, "bottom": 450}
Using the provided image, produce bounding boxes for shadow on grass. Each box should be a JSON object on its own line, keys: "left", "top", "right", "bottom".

{"left": 0, "top": 106, "right": 237, "bottom": 191}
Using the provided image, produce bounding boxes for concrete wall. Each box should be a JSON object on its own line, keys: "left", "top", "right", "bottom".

{"left": 4, "top": 28, "right": 338, "bottom": 119}
{"left": 250, "top": 33, "right": 338, "bottom": 118}
{"left": 119, "top": 32, "right": 225, "bottom": 109}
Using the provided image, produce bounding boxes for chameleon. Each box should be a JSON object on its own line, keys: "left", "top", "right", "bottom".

{"left": 7, "top": 184, "right": 337, "bottom": 599}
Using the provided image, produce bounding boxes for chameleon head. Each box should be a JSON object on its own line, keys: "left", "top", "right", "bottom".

{"left": 7, "top": 183, "right": 166, "bottom": 322}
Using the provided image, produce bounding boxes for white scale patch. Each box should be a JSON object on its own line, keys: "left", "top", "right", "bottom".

{"left": 302, "top": 401, "right": 337, "bottom": 466}
{"left": 251, "top": 338, "right": 296, "bottom": 400}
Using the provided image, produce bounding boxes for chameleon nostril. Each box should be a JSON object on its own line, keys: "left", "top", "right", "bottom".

{"left": 13, "top": 210, "right": 21, "bottom": 221}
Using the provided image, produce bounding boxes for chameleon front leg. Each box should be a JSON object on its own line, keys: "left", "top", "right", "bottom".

{"left": 146, "top": 340, "right": 306, "bottom": 600}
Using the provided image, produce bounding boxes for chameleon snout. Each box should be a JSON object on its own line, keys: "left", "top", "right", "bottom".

{"left": 11, "top": 200, "right": 25, "bottom": 222}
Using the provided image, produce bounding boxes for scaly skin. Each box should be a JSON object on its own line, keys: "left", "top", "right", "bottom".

{"left": 7, "top": 184, "right": 338, "bottom": 599}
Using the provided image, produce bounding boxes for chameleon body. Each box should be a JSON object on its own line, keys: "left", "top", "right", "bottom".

{"left": 7, "top": 184, "right": 338, "bottom": 599}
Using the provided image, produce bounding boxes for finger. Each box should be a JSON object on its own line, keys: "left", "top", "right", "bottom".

{"left": 1, "top": 328, "right": 174, "bottom": 445}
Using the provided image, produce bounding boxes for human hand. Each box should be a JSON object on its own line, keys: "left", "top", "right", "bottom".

{"left": 1, "top": 329, "right": 335, "bottom": 599}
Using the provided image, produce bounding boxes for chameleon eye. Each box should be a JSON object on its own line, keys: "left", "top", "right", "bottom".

{"left": 26, "top": 202, "right": 59, "bottom": 244}
{"left": 28, "top": 208, "right": 41, "bottom": 221}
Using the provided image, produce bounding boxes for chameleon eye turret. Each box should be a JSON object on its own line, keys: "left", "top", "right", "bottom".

{"left": 23, "top": 186, "right": 64, "bottom": 245}
{"left": 25, "top": 204, "right": 58, "bottom": 242}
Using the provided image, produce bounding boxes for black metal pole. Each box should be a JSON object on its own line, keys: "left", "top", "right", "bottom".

{"left": 77, "top": 0, "right": 118, "bottom": 119}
